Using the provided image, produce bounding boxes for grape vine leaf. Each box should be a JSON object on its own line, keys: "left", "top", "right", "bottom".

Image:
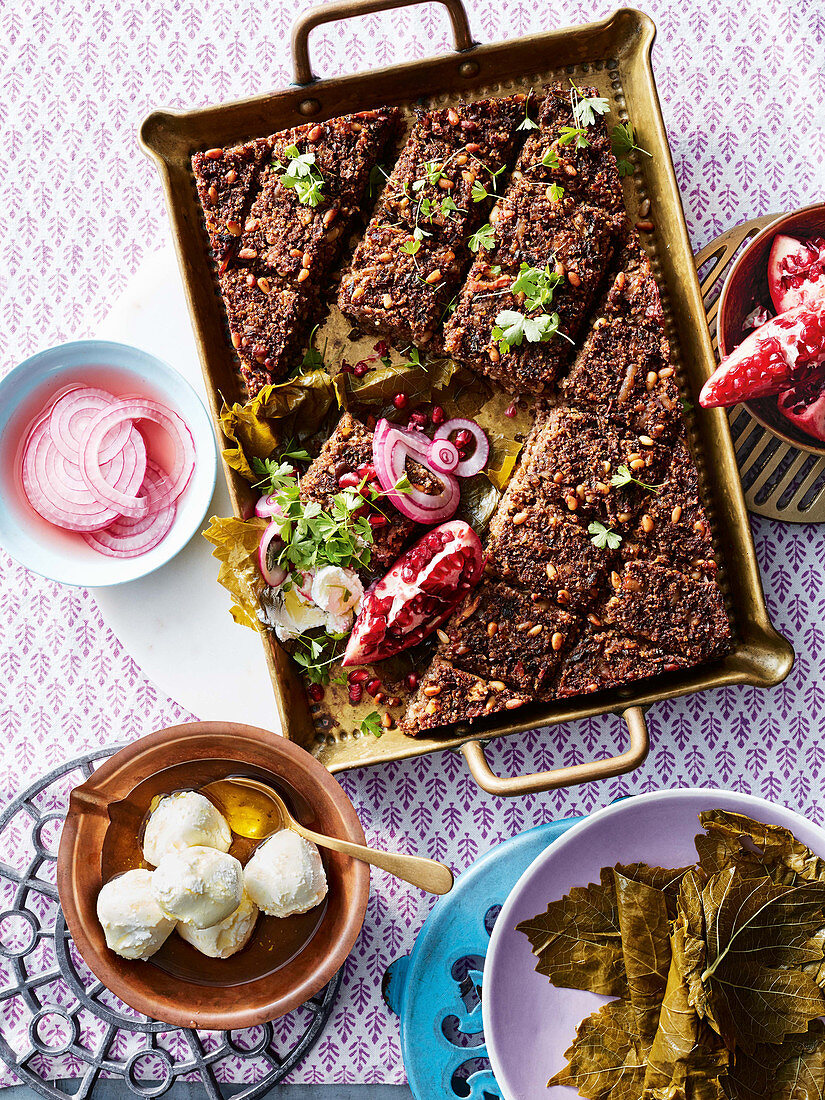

{"left": 723, "top": 1020, "right": 825, "bottom": 1100}
{"left": 697, "top": 809, "right": 825, "bottom": 887}
{"left": 548, "top": 999, "right": 647, "bottom": 1098}
{"left": 613, "top": 871, "right": 672, "bottom": 1042}
{"left": 678, "top": 866, "right": 825, "bottom": 1052}
{"left": 643, "top": 895, "right": 729, "bottom": 1097}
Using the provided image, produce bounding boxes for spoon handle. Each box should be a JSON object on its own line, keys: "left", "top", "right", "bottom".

{"left": 294, "top": 824, "right": 454, "bottom": 895}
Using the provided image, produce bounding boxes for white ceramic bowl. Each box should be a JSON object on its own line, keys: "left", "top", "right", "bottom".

{"left": 0, "top": 340, "right": 217, "bottom": 586}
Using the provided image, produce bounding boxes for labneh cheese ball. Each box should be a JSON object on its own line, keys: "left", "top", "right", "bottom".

{"left": 142, "top": 790, "right": 232, "bottom": 865}
{"left": 177, "top": 889, "right": 259, "bottom": 959}
{"left": 152, "top": 846, "right": 244, "bottom": 929}
{"left": 244, "top": 830, "right": 328, "bottom": 918}
{"left": 96, "top": 868, "right": 176, "bottom": 961}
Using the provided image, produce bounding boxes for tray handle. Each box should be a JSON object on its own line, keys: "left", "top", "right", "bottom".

{"left": 291, "top": 0, "right": 475, "bottom": 86}
{"left": 461, "top": 706, "right": 649, "bottom": 796}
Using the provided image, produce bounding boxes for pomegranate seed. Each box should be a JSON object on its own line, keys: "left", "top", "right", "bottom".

{"left": 338, "top": 471, "right": 361, "bottom": 488}
{"left": 455, "top": 429, "right": 473, "bottom": 445}
{"left": 353, "top": 361, "right": 370, "bottom": 378}
{"left": 505, "top": 402, "right": 517, "bottom": 417}
{"left": 357, "top": 463, "right": 377, "bottom": 479}
{"left": 366, "top": 678, "right": 382, "bottom": 696}
{"left": 308, "top": 683, "right": 324, "bottom": 702}
{"left": 369, "top": 514, "right": 388, "bottom": 528}
{"left": 354, "top": 504, "right": 369, "bottom": 517}
{"left": 340, "top": 362, "right": 353, "bottom": 374}
{"left": 348, "top": 669, "right": 370, "bottom": 683}
{"left": 393, "top": 392, "right": 409, "bottom": 410}
{"left": 431, "top": 405, "right": 445, "bottom": 425}
{"left": 406, "top": 673, "right": 419, "bottom": 691}
{"left": 401, "top": 564, "right": 416, "bottom": 581}
{"left": 408, "top": 410, "right": 428, "bottom": 429}
{"left": 348, "top": 685, "right": 363, "bottom": 704}
{"left": 374, "top": 340, "right": 389, "bottom": 356}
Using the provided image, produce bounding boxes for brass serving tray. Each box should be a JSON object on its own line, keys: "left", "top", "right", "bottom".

{"left": 140, "top": 0, "right": 793, "bottom": 796}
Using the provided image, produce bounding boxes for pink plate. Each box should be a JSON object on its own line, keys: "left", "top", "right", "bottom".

{"left": 482, "top": 788, "right": 825, "bottom": 1100}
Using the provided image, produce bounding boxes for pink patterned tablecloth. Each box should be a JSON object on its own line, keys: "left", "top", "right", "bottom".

{"left": 1, "top": 0, "right": 823, "bottom": 1085}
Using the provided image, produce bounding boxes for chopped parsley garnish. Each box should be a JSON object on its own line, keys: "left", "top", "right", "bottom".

{"left": 401, "top": 238, "right": 421, "bottom": 255}
{"left": 273, "top": 144, "right": 325, "bottom": 207}
{"left": 468, "top": 222, "right": 495, "bottom": 253}
{"left": 588, "top": 521, "right": 622, "bottom": 550}
{"left": 610, "top": 464, "right": 660, "bottom": 494}
{"left": 611, "top": 121, "right": 652, "bottom": 177}
{"left": 360, "top": 711, "right": 383, "bottom": 738}
{"left": 569, "top": 82, "right": 610, "bottom": 128}
{"left": 548, "top": 182, "right": 565, "bottom": 202}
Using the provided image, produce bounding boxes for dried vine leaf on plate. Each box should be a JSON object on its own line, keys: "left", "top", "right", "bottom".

{"left": 613, "top": 872, "right": 672, "bottom": 1042}
{"left": 643, "top": 886, "right": 729, "bottom": 1097}
{"left": 219, "top": 369, "right": 335, "bottom": 481}
{"left": 202, "top": 515, "right": 268, "bottom": 628}
{"left": 723, "top": 1019, "right": 825, "bottom": 1100}
{"left": 332, "top": 356, "right": 456, "bottom": 415}
{"left": 696, "top": 809, "right": 825, "bottom": 886}
{"left": 678, "top": 865, "right": 825, "bottom": 1052}
{"left": 516, "top": 864, "right": 688, "bottom": 998}
{"left": 549, "top": 1000, "right": 647, "bottom": 1098}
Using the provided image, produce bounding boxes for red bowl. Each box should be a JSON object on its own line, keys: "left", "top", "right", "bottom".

{"left": 717, "top": 201, "right": 825, "bottom": 456}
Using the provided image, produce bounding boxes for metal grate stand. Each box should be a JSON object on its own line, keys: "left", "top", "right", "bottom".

{"left": 695, "top": 217, "right": 825, "bottom": 522}
{"left": 0, "top": 749, "right": 340, "bottom": 1100}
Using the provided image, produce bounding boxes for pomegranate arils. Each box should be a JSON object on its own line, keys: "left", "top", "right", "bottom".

{"left": 406, "top": 673, "right": 419, "bottom": 691}
{"left": 348, "top": 668, "right": 370, "bottom": 683}
{"left": 348, "top": 684, "right": 364, "bottom": 703}
{"left": 431, "top": 405, "right": 445, "bottom": 426}
{"left": 308, "top": 683, "right": 324, "bottom": 702}
{"left": 338, "top": 471, "right": 361, "bottom": 488}
{"left": 393, "top": 393, "right": 408, "bottom": 410}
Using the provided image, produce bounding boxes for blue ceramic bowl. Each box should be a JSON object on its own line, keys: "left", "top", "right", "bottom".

{"left": 0, "top": 340, "right": 217, "bottom": 587}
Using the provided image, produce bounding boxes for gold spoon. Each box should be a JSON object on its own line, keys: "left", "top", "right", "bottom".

{"left": 201, "top": 776, "right": 454, "bottom": 896}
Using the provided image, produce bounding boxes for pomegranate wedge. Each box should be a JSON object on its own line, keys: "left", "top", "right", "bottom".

{"left": 768, "top": 234, "right": 825, "bottom": 314}
{"left": 342, "top": 520, "right": 484, "bottom": 666}
{"left": 700, "top": 302, "right": 825, "bottom": 408}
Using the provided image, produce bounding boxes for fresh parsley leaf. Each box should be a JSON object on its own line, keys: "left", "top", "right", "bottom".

{"left": 570, "top": 81, "right": 610, "bottom": 128}
{"left": 610, "top": 464, "right": 659, "bottom": 494}
{"left": 401, "top": 238, "right": 421, "bottom": 255}
{"left": 511, "top": 262, "right": 563, "bottom": 312}
{"left": 276, "top": 145, "right": 325, "bottom": 207}
{"left": 611, "top": 121, "right": 652, "bottom": 177}
{"left": 549, "top": 183, "right": 565, "bottom": 202}
{"left": 468, "top": 222, "right": 495, "bottom": 253}
{"left": 558, "top": 126, "right": 590, "bottom": 149}
{"left": 251, "top": 456, "right": 298, "bottom": 495}
{"left": 588, "top": 521, "right": 622, "bottom": 550}
{"left": 360, "top": 711, "right": 383, "bottom": 738}
{"left": 492, "top": 309, "right": 560, "bottom": 354}
{"left": 471, "top": 181, "right": 489, "bottom": 203}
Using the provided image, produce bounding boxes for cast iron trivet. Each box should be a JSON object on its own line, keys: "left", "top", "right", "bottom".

{"left": 0, "top": 747, "right": 340, "bottom": 1099}
{"left": 695, "top": 214, "right": 825, "bottom": 522}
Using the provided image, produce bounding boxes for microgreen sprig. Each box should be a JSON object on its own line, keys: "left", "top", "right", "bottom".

{"left": 272, "top": 144, "right": 326, "bottom": 207}
{"left": 468, "top": 222, "right": 495, "bottom": 253}
{"left": 610, "top": 464, "right": 660, "bottom": 494}
{"left": 569, "top": 81, "right": 610, "bottom": 128}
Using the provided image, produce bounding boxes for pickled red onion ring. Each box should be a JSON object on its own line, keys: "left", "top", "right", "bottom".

{"left": 48, "top": 387, "right": 132, "bottom": 464}
{"left": 373, "top": 419, "right": 460, "bottom": 524}
{"left": 258, "top": 522, "right": 287, "bottom": 587}
{"left": 79, "top": 399, "right": 195, "bottom": 518}
{"left": 432, "top": 418, "right": 490, "bottom": 477}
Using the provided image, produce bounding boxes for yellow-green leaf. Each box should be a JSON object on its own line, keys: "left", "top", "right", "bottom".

{"left": 202, "top": 515, "right": 267, "bottom": 629}
{"left": 219, "top": 370, "right": 334, "bottom": 481}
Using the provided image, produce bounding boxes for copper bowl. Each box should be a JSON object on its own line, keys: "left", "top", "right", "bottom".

{"left": 717, "top": 201, "right": 825, "bottom": 456}
{"left": 57, "top": 722, "right": 369, "bottom": 1029}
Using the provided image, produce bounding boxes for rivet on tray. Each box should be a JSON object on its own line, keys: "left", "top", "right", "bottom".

{"left": 298, "top": 98, "right": 321, "bottom": 116}
{"left": 458, "top": 60, "right": 480, "bottom": 78}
